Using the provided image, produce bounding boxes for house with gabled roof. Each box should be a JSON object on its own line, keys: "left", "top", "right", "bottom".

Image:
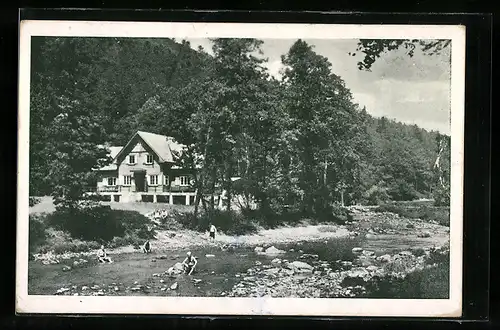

{"left": 93, "top": 131, "right": 197, "bottom": 204}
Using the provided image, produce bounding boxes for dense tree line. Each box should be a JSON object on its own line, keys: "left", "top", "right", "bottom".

{"left": 29, "top": 36, "right": 451, "bottom": 217}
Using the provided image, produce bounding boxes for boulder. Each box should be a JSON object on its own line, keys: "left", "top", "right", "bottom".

{"left": 417, "top": 232, "right": 431, "bottom": 238}
{"left": 271, "top": 258, "right": 282, "bottom": 264}
{"left": 376, "top": 254, "right": 392, "bottom": 263}
{"left": 56, "top": 288, "right": 70, "bottom": 294}
{"left": 287, "top": 261, "right": 313, "bottom": 273}
{"left": 362, "top": 250, "right": 375, "bottom": 257}
{"left": 170, "top": 282, "right": 178, "bottom": 290}
{"left": 205, "top": 254, "right": 215, "bottom": 258}
{"left": 166, "top": 262, "right": 185, "bottom": 275}
{"left": 62, "top": 266, "right": 72, "bottom": 272}
{"left": 254, "top": 246, "right": 264, "bottom": 253}
{"left": 352, "top": 247, "right": 363, "bottom": 254}
{"left": 264, "top": 246, "right": 286, "bottom": 255}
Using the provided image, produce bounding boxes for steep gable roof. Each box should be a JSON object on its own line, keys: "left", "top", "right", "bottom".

{"left": 113, "top": 131, "right": 186, "bottom": 165}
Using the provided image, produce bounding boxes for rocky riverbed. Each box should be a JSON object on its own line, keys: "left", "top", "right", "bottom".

{"left": 29, "top": 205, "right": 450, "bottom": 298}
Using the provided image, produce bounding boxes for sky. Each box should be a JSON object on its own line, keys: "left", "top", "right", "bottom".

{"left": 185, "top": 38, "right": 451, "bottom": 135}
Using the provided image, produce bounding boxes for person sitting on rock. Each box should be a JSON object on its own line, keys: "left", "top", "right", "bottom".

{"left": 97, "top": 245, "right": 113, "bottom": 263}
{"left": 182, "top": 251, "right": 197, "bottom": 275}
{"left": 142, "top": 240, "right": 152, "bottom": 254}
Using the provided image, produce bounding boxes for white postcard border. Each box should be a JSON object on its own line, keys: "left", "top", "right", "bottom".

{"left": 17, "top": 20, "right": 466, "bottom": 317}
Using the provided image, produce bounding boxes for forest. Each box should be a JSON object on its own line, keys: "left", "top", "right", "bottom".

{"left": 28, "top": 36, "right": 451, "bottom": 223}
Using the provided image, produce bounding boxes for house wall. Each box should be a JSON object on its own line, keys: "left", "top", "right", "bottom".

{"left": 117, "top": 141, "right": 164, "bottom": 193}
{"left": 97, "top": 170, "right": 119, "bottom": 191}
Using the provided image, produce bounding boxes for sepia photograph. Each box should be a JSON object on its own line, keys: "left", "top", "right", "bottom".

{"left": 17, "top": 21, "right": 465, "bottom": 317}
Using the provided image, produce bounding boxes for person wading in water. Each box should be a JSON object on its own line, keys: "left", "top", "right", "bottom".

{"left": 182, "top": 251, "right": 197, "bottom": 275}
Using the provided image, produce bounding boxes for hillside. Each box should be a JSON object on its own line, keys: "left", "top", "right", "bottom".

{"left": 28, "top": 37, "right": 450, "bottom": 208}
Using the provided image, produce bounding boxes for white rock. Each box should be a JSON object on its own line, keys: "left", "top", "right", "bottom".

{"left": 271, "top": 258, "right": 282, "bottom": 264}
{"left": 352, "top": 247, "right": 363, "bottom": 254}
{"left": 264, "top": 246, "right": 286, "bottom": 255}
{"left": 170, "top": 282, "right": 178, "bottom": 290}
{"left": 205, "top": 254, "right": 215, "bottom": 258}
{"left": 254, "top": 246, "right": 264, "bottom": 253}
{"left": 288, "top": 261, "right": 313, "bottom": 273}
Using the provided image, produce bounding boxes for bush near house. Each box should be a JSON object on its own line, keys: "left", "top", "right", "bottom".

{"left": 30, "top": 203, "right": 156, "bottom": 254}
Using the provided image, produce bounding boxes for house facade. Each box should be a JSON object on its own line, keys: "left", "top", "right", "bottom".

{"left": 93, "top": 131, "right": 197, "bottom": 204}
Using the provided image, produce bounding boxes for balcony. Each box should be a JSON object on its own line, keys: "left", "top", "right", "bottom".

{"left": 98, "top": 186, "right": 119, "bottom": 193}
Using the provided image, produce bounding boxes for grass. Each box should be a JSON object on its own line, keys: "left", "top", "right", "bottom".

{"left": 373, "top": 200, "right": 450, "bottom": 227}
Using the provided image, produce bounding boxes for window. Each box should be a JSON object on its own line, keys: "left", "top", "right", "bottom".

{"left": 149, "top": 175, "right": 158, "bottom": 185}
{"left": 128, "top": 155, "right": 136, "bottom": 164}
{"left": 107, "top": 177, "right": 117, "bottom": 186}
{"left": 163, "top": 175, "right": 169, "bottom": 185}
{"left": 146, "top": 154, "right": 153, "bottom": 164}
{"left": 179, "top": 176, "right": 190, "bottom": 186}
{"left": 123, "top": 175, "right": 132, "bottom": 186}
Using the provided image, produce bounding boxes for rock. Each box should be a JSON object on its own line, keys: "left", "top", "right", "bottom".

{"left": 62, "top": 266, "right": 72, "bottom": 272}
{"left": 289, "top": 249, "right": 295, "bottom": 252}
{"left": 267, "top": 281, "right": 276, "bottom": 287}
{"left": 264, "top": 246, "right": 286, "bottom": 255}
{"left": 254, "top": 246, "right": 264, "bottom": 253}
{"left": 205, "top": 254, "right": 215, "bottom": 258}
{"left": 160, "top": 279, "right": 165, "bottom": 283}
{"left": 287, "top": 261, "right": 313, "bottom": 273}
{"left": 81, "top": 286, "right": 89, "bottom": 291}
{"left": 271, "top": 258, "right": 282, "bottom": 264}
{"left": 56, "top": 288, "right": 70, "bottom": 294}
{"left": 114, "top": 286, "right": 119, "bottom": 291}
{"left": 299, "top": 254, "right": 319, "bottom": 260}
{"left": 161, "top": 287, "right": 166, "bottom": 291}
{"left": 193, "top": 279, "right": 202, "bottom": 284}
{"left": 298, "top": 250, "right": 304, "bottom": 253}
{"left": 157, "top": 255, "right": 168, "bottom": 259}
{"left": 366, "top": 265, "right": 379, "bottom": 272}
{"left": 377, "top": 254, "right": 392, "bottom": 263}
{"left": 170, "top": 282, "right": 178, "bottom": 290}
{"left": 341, "top": 261, "right": 353, "bottom": 267}
{"left": 352, "top": 247, "right": 363, "bottom": 254}
{"left": 255, "top": 261, "right": 262, "bottom": 266}
{"left": 130, "top": 287, "right": 141, "bottom": 291}
{"left": 152, "top": 273, "right": 160, "bottom": 277}
{"left": 151, "top": 259, "right": 157, "bottom": 262}
{"left": 263, "top": 268, "right": 280, "bottom": 276}
{"left": 73, "top": 293, "right": 79, "bottom": 296}
{"left": 91, "top": 285, "right": 100, "bottom": 290}
{"left": 166, "top": 262, "right": 185, "bottom": 276}
{"left": 399, "top": 251, "right": 413, "bottom": 257}
{"left": 134, "top": 281, "right": 138, "bottom": 285}
{"left": 417, "top": 232, "right": 431, "bottom": 238}
{"left": 362, "top": 250, "right": 375, "bottom": 257}
{"left": 235, "top": 274, "right": 240, "bottom": 278}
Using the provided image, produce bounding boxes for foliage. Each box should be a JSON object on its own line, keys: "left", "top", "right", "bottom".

{"left": 374, "top": 202, "right": 450, "bottom": 226}
{"left": 29, "top": 37, "right": 450, "bottom": 225}
{"left": 29, "top": 214, "right": 48, "bottom": 253}
{"left": 45, "top": 202, "right": 155, "bottom": 242}
{"left": 171, "top": 209, "right": 259, "bottom": 236}
{"left": 351, "top": 39, "right": 451, "bottom": 71}
{"left": 29, "top": 197, "right": 41, "bottom": 207}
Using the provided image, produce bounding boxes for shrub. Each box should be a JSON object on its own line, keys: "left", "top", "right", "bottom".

{"left": 374, "top": 202, "right": 450, "bottom": 227}
{"left": 52, "top": 240, "right": 101, "bottom": 254}
{"left": 362, "top": 185, "right": 391, "bottom": 205}
{"left": 46, "top": 203, "right": 155, "bottom": 242}
{"left": 29, "top": 214, "right": 48, "bottom": 253}
{"left": 433, "top": 184, "right": 450, "bottom": 206}
{"left": 171, "top": 209, "right": 258, "bottom": 236}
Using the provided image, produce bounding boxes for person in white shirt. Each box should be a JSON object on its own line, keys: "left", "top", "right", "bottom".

{"left": 209, "top": 224, "right": 217, "bottom": 240}
{"left": 182, "top": 251, "right": 197, "bottom": 275}
{"left": 97, "top": 245, "right": 113, "bottom": 263}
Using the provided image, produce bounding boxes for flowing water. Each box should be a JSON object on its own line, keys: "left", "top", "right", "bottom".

{"left": 28, "top": 231, "right": 447, "bottom": 297}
